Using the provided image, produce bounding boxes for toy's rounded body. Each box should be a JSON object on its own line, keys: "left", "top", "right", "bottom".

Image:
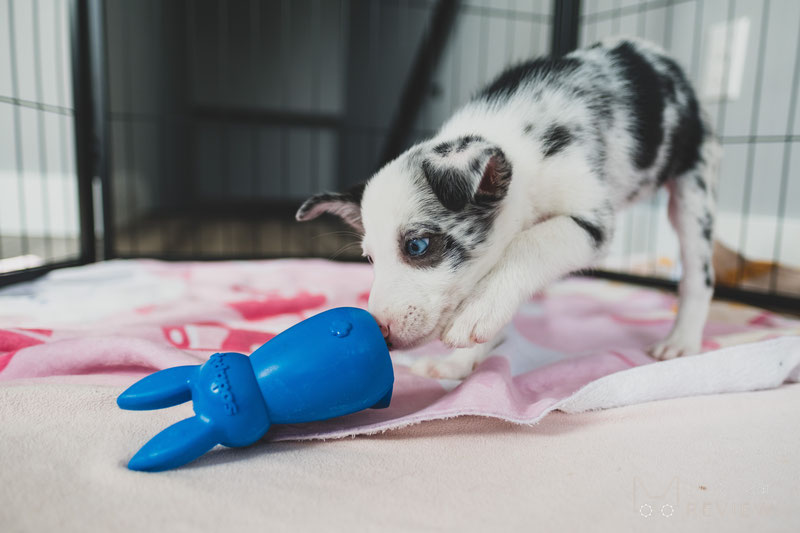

{"left": 251, "top": 306, "right": 393, "bottom": 424}
{"left": 117, "top": 307, "right": 393, "bottom": 472}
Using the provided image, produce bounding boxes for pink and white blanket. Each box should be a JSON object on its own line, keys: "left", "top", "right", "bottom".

{"left": 1, "top": 259, "right": 798, "bottom": 441}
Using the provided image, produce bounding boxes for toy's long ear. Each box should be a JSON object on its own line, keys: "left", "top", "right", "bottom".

{"left": 127, "top": 416, "right": 219, "bottom": 472}
{"left": 422, "top": 137, "right": 512, "bottom": 211}
{"left": 117, "top": 366, "right": 196, "bottom": 411}
{"left": 295, "top": 183, "right": 366, "bottom": 233}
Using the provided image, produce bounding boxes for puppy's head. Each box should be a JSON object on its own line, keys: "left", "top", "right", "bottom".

{"left": 297, "top": 135, "right": 512, "bottom": 349}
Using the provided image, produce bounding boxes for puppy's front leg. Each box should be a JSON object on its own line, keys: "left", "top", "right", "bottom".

{"left": 442, "top": 213, "right": 612, "bottom": 348}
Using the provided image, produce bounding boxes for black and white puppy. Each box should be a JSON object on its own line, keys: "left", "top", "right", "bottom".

{"left": 297, "top": 38, "right": 719, "bottom": 379}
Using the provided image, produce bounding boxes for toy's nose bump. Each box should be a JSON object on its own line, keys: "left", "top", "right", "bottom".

{"left": 329, "top": 320, "right": 353, "bottom": 338}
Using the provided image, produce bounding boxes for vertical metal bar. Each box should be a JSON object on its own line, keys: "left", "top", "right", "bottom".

{"left": 7, "top": 0, "right": 31, "bottom": 258}
{"left": 769, "top": 9, "right": 800, "bottom": 294}
{"left": 249, "top": 0, "right": 261, "bottom": 256}
{"left": 250, "top": 121, "right": 261, "bottom": 256}
{"left": 611, "top": 0, "right": 621, "bottom": 35}
{"left": 120, "top": 0, "right": 137, "bottom": 255}
{"left": 336, "top": 0, "right": 352, "bottom": 194}
{"left": 336, "top": 0, "right": 349, "bottom": 255}
{"left": 648, "top": 0, "right": 676, "bottom": 277}
{"left": 32, "top": 0, "right": 53, "bottom": 260}
{"left": 406, "top": 0, "right": 428, "bottom": 136}
{"left": 279, "top": 0, "right": 290, "bottom": 255}
{"left": 186, "top": 0, "right": 201, "bottom": 256}
{"left": 735, "top": 0, "right": 770, "bottom": 287}
{"left": 218, "top": 0, "right": 231, "bottom": 255}
{"left": 91, "top": 0, "right": 113, "bottom": 260}
{"left": 689, "top": 0, "right": 705, "bottom": 83}
{"left": 54, "top": 0, "right": 71, "bottom": 260}
{"left": 713, "top": 0, "right": 736, "bottom": 139}
{"left": 449, "top": 7, "right": 461, "bottom": 113}
{"left": 663, "top": 0, "right": 674, "bottom": 50}
{"left": 551, "top": 0, "right": 581, "bottom": 57}
{"left": 310, "top": 0, "right": 322, "bottom": 257}
{"left": 155, "top": 0, "right": 166, "bottom": 257}
{"left": 528, "top": 6, "right": 538, "bottom": 54}
{"left": 584, "top": 11, "right": 595, "bottom": 47}
{"left": 636, "top": 0, "right": 645, "bottom": 37}
{"left": 69, "top": 0, "right": 97, "bottom": 264}
{"left": 505, "top": 0, "right": 516, "bottom": 63}
{"left": 477, "top": 10, "right": 488, "bottom": 82}
{"left": 368, "top": 0, "right": 380, "bottom": 163}
{"left": 378, "top": 0, "right": 460, "bottom": 165}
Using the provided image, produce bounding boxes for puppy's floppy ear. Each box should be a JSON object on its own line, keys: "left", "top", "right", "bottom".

{"left": 422, "top": 137, "right": 512, "bottom": 211}
{"left": 295, "top": 182, "right": 365, "bottom": 233}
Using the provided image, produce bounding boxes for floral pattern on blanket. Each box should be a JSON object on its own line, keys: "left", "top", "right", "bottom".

{"left": 0, "top": 259, "right": 798, "bottom": 438}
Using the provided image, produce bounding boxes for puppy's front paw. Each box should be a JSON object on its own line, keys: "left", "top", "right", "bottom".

{"left": 649, "top": 333, "right": 701, "bottom": 360}
{"left": 441, "top": 301, "right": 484, "bottom": 348}
{"left": 441, "top": 294, "right": 511, "bottom": 349}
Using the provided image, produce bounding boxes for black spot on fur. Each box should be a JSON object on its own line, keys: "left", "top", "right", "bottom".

{"left": 656, "top": 57, "right": 705, "bottom": 184}
{"left": 585, "top": 132, "right": 608, "bottom": 179}
{"left": 434, "top": 141, "right": 453, "bottom": 156}
{"left": 541, "top": 124, "right": 573, "bottom": 158}
{"left": 693, "top": 173, "right": 707, "bottom": 191}
{"left": 699, "top": 212, "right": 713, "bottom": 241}
{"left": 422, "top": 159, "right": 474, "bottom": 211}
{"left": 570, "top": 216, "right": 605, "bottom": 248}
{"left": 422, "top": 148, "right": 512, "bottom": 212}
{"left": 609, "top": 42, "right": 665, "bottom": 170}
{"left": 443, "top": 234, "right": 469, "bottom": 269}
{"left": 573, "top": 85, "right": 615, "bottom": 127}
{"left": 703, "top": 261, "right": 714, "bottom": 288}
{"left": 479, "top": 57, "right": 582, "bottom": 101}
{"left": 434, "top": 136, "right": 484, "bottom": 158}
{"left": 469, "top": 156, "right": 483, "bottom": 175}
{"left": 523, "top": 123, "right": 533, "bottom": 135}
{"left": 457, "top": 135, "right": 483, "bottom": 152}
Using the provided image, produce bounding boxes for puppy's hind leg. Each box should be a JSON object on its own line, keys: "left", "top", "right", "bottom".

{"left": 650, "top": 139, "right": 720, "bottom": 360}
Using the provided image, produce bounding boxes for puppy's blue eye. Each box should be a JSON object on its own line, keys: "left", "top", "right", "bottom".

{"left": 405, "top": 237, "right": 429, "bottom": 256}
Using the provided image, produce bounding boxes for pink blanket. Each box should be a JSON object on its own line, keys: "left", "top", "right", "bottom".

{"left": 1, "top": 259, "right": 799, "bottom": 440}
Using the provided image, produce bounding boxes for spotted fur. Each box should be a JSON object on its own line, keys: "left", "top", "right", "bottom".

{"left": 297, "top": 38, "right": 720, "bottom": 374}
{"left": 541, "top": 124, "right": 574, "bottom": 158}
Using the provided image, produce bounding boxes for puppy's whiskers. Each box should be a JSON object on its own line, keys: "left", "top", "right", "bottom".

{"left": 312, "top": 230, "right": 362, "bottom": 241}
{"left": 328, "top": 242, "right": 362, "bottom": 261}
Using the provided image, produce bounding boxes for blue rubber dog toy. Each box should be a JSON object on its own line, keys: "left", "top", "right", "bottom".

{"left": 117, "top": 307, "right": 393, "bottom": 472}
